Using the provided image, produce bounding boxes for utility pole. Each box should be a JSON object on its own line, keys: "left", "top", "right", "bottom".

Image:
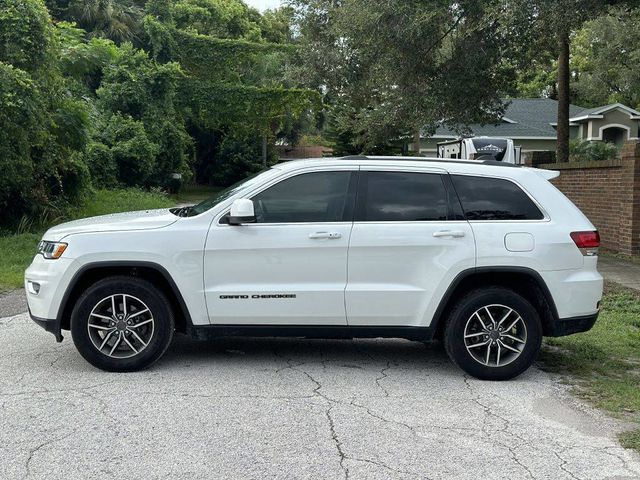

{"left": 262, "top": 133, "right": 267, "bottom": 167}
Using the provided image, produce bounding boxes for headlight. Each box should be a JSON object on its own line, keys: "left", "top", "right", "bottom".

{"left": 37, "top": 241, "right": 68, "bottom": 259}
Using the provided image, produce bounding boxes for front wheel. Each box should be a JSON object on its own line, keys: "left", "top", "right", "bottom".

{"left": 444, "top": 287, "right": 542, "bottom": 380}
{"left": 71, "top": 276, "right": 174, "bottom": 372}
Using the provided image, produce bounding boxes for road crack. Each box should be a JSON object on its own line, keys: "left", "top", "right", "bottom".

{"left": 22, "top": 431, "right": 75, "bottom": 480}
{"left": 462, "top": 375, "right": 536, "bottom": 479}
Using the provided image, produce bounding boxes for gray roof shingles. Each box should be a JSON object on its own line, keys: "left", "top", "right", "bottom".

{"left": 429, "top": 98, "right": 588, "bottom": 139}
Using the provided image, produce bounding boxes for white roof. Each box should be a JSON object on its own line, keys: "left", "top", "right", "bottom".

{"left": 273, "top": 156, "right": 558, "bottom": 180}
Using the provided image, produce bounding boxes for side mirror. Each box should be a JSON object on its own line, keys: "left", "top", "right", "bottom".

{"left": 229, "top": 198, "right": 256, "bottom": 225}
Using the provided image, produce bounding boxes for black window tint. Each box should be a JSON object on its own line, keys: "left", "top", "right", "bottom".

{"left": 361, "top": 172, "right": 448, "bottom": 221}
{"left": 451, "top": 175, "right": 543, "bottom": 221}
{"left": 252, "top": 171, "right": 352, "bottom": 223}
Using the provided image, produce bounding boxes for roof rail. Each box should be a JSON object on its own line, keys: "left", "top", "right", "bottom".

{"left": 334, "top": 155, "right": 521, "bottom": 168}
{"left": 481, "top": 160, "right": 520, "bottom": 168}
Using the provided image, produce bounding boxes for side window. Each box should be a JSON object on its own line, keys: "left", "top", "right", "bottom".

{"left": 251, "top": 171, "right": 353, "bottom": 223}
{"left": 451, "top": 175, "right": 544, "bottom": 221}
{"left": 358, "top": 171, "right": 448, "bottom": 221}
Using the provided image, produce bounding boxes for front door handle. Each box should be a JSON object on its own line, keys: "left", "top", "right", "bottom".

{"left": 433, "top": 230, "right": 466, "bottom": 238}
{"left": 309, "top": 232, "right": 342, "bottom": 239}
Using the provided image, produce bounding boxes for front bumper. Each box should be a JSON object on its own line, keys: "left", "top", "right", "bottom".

{"left": 546, "top": 311, "right": 599, "bottom": 337}
{"left": 25, "top": 255, "right": 75, "bottom": 322}
{"left": 29, "top": 308, "right": 63, "bottom": 342}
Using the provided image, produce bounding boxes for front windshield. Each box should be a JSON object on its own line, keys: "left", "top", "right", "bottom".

{"left": 187, "top": 168, "right": 272, "bottom": 216}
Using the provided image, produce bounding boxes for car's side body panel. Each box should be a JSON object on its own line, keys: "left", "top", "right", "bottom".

{"left": 345, "top": 219, "right": 476, "bottom": 326}
{"left": 25, "top": 157, "right": 603, "bottom": 344}
{"left": 202, "top": 165, "right": 358, "bottom": 325}
{"left": 26, "top": 218, "right": 212, "bottom": 326}
{"left": 203, "top": 221, "right": 353, "bottom": 325}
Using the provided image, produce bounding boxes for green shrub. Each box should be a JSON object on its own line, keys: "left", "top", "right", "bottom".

{"left": 210, "top": 132, "right": 270, "bottom": 186}
{"left": 0, "top": 63, "right": 40, "bottom": 215}
{"left": 0, "top": 0, "right": 93, "bottom": 231}
{"left": 96, "top": 43, "right": 191, "bottom": 189}
{"left": 569, "top": 139, "right": 618, "bottom": 162}
{"left": 85, "top": 142, "right": 118, "bottom": 187}
{"left": 0, "top": 0, "right": 52, "bottom": 72}
{"left": 101, "top": 113, "right": 159, "bottom": 186}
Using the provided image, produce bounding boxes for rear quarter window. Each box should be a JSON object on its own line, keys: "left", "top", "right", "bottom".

{"left": 451, "top": 175, "right": 544, "bottom": 221}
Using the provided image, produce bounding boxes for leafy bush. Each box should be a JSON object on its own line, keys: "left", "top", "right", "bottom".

{"left": 100, "top": 113, "right": 159, "bottom": 186}
{"left": 0, "top": 63, "right": 40, "bottom": 214}
{"left": 210, "top": 132, "right": 271, "bottom": 186}
{"left": 0, "top": 0, "right": 93, "bottom": 230}
{"left": 569, "top": 139, "right": 618, "bottom": 162}
{"left": 96, "top": 43, "right": 191, "bottom": 188}
{"left": 85, "top": 142, "right": 117, "bottom": 187}
{"left": 0, "top": 0, "right": 52, "bottom": 71}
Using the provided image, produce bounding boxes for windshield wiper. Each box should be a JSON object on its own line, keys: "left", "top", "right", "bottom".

{"left": 171, "top": 205, "right": 193, "bottom": 217}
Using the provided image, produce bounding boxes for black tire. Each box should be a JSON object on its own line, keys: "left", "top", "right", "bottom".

{"left": 444, "top": 287, "right": 542, "bottom": 381}
{"left": 71, "top": 276, "right": 174, "bottom": 372}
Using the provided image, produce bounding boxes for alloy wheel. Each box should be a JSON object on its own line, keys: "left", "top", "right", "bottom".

{"left": 87, "top": 294, "right": 155, "bottom": 359}
{"left": 463, "top": 304, "right": 527, "bottom": 367}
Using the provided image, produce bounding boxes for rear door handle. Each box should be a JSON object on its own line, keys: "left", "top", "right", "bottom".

{"left": 433, "top": 230, "right": 466, "bottom": 238}
{"left": 309, "top": 232, "right": 342, "bottom": 239}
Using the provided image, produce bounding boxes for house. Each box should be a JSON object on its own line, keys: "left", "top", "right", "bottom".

{"left": 415, "top": 98, "right": 640, "bottom": 157}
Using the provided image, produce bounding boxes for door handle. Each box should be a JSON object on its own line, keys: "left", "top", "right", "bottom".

{"left": 433, "top": 230, "right": 466, "bottom": 238}
{"left": 309, "top": 232, "right": 342, "bottom": 239}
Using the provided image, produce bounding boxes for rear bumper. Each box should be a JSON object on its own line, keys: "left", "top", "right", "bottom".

{"left": 546, "top": 311, "right": 599, "bottom": 337}
{"left": 29, "top": 308, "right": 63, "bottom": 342}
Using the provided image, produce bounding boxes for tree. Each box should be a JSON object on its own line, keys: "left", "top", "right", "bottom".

{"left": 94, "top": 42, "right": 192, "bottom": 186}
{"left": 503, "top": 1, "right": 631, "bottom": 162}
{"left": 69, "top": 0, "right": 142, "bottom": 43}
{"left": 144, "top": 0, "right": 319, "bottom": 176}
{"left": 571, "top": 7, "right": 640, "bottom": 109}
{"left": 0, "top": 0, "right": 91, "bottom": 227}
{"left": 290, "top": 0, "right": 510, "bottom": 154}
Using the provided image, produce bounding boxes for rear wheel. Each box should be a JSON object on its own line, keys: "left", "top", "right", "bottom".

{"left": 444, "top": 287, "right": 542, "bottom": 380}
{"left": 71, "top": 276, "right": 174, "bottom": 372}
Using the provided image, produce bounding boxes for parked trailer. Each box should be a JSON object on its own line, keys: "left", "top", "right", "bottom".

{"left": 437, "top": 137, "right": 522, "bottom": 164}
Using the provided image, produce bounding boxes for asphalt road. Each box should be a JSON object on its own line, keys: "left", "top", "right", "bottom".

{"left": 1, "top": 297, "right": 640, "bottom": 479}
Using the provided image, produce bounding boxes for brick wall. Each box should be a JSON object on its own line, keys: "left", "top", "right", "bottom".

{"left": 539, "top": 140, "right": 640, "bottom": 255}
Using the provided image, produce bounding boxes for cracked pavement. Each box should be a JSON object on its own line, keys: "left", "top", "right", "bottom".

{"left": 1, "top": 311, "right": 640, "bottom": 479}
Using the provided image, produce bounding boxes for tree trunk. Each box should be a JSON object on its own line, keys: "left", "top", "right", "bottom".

{"left": 413, "top": 130, "right": 421, "bottom": 156}
{"left": 261, "top": 133, "right": 267, "bottom": 167}
{"left": 556, "top": 29, "right": 570, "bottom": 163}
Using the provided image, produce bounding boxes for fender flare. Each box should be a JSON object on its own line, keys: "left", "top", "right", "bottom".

{"left": 57, "top": 260, "right": 193, "bottom": 330}
{"left": 430, "top": 266, "right": 559, "bottom": 332}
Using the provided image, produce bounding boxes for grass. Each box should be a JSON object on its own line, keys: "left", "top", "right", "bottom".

{"left": 620, "top": 429, "right": 640, "bottom": 451}
{"left": 75, "top": 188, "right": 174, "bottom": 218}
{"left": 540, "top": 283, "right": 640, "bottom": 452}
{"left": 0, "top": 233, "right": 42, "bottom": 293}
{"left": 169, "top": 184, "right": 222, "bottom": 205}
{"left": 601, "top": 250, "right": 640, "bottom": 266}
{"left": 0, "top": 188, "right": 175, "bottom": 293}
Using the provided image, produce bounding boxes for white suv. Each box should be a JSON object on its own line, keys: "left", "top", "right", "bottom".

{"left": 25, "top": 156, "right": 603, "bottom": 380}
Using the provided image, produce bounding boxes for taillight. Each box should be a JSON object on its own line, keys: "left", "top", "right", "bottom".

{"left": 570, "top": 231, "right": 600, "bottom": 256}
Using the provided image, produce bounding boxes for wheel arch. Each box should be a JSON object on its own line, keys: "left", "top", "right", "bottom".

{"left": 58, "top": 261, "right": 192, "bottom": 333}
{"left": 431, "top": 267, "right": 559, "bottom": 340}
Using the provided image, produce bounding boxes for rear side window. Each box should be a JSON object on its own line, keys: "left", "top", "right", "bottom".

{"left": 358, "top": 171, "right": 448, "bottom": 221}
{"left": 451, "top": 175, "right": 544, "bottom": 221}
